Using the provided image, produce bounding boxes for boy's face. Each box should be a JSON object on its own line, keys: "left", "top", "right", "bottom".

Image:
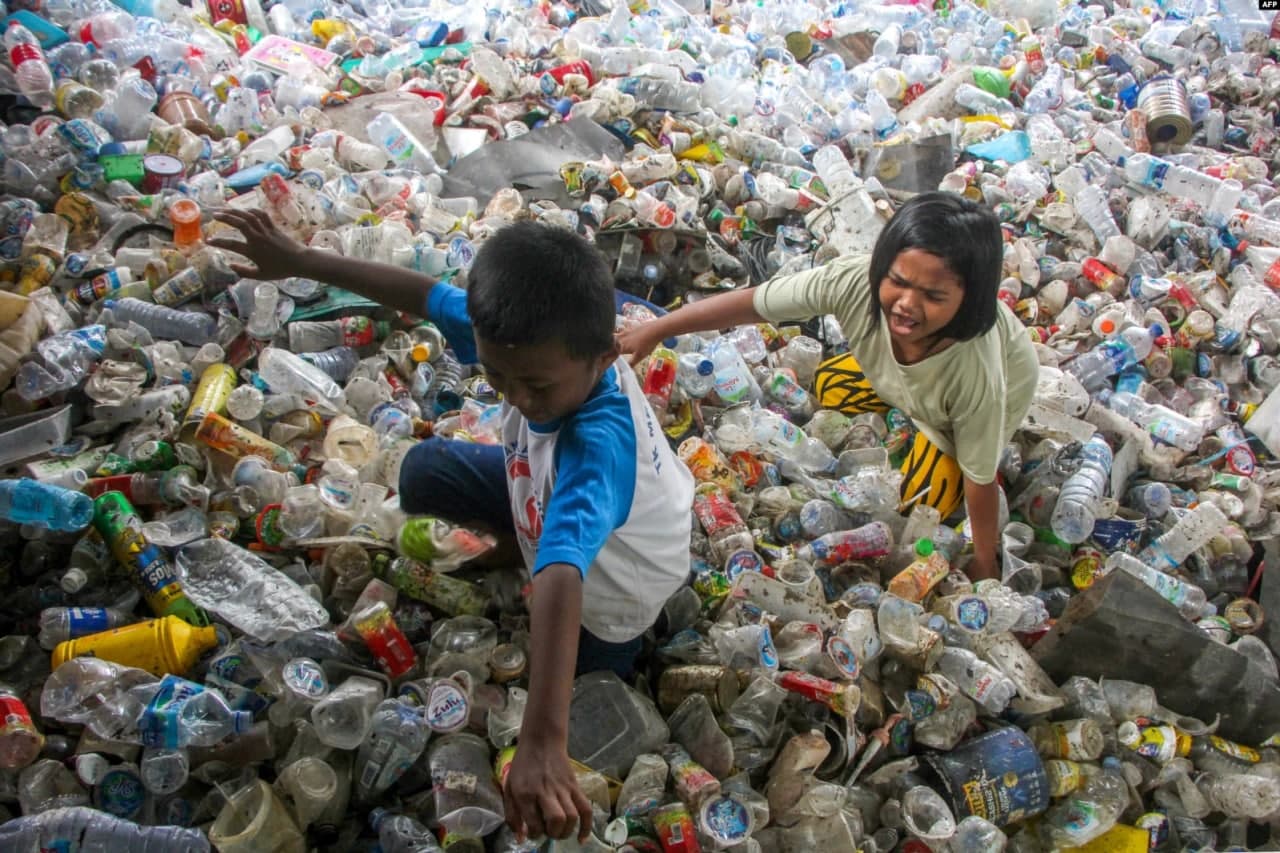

{"left": 476, "top": 337, "right": 618, "bottom": 426}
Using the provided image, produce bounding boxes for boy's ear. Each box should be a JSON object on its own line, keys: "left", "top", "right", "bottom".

{"left": 596, "top": 341, "right": 621, "bottom": 373}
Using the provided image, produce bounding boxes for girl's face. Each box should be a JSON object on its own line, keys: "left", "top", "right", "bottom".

{"left": 879, "top": 249, "right": 966, "bottom": 352}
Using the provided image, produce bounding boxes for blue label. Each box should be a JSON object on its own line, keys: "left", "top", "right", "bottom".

{"left": 140, "top": 675, "right": 205, "bottom": 748}
{"left": 67, "top": 607, "right": 111, "bottom": 637}
{"left": 96, "top": 766, "right": 146, "bottom": 819}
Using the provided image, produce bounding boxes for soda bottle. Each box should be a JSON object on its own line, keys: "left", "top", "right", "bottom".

{"left": 691, "top": 484, "right": 754, "bottom": 561}
{"left": 0, "top": 685, "right": 44, "bottom": 769}
{"left": 642, "top": 347, "right": 677, "bottom": 412}
{"left": 886, "top": 539, "right": 950, "bottom": 602}
{"left": 794, "top": 522, "right": 895, "bottom": 566}
{"left": 351, "top": 601, "right": 417, "bottom": 678}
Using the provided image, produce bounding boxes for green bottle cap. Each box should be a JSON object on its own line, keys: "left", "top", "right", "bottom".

{"left": 915, "top": 538, "right": 934, "bottom": 557}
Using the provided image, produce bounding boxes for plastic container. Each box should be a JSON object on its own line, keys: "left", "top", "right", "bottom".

{"left": 566, "top": 671, "right": 669, "bottom": 778}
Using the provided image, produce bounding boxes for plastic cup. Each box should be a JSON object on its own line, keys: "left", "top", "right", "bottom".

{"left": 168, "top": 199, "right": 203, "bottom": 250}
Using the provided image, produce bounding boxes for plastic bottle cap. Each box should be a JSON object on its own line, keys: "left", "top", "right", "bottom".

{"left": 914, "top": 538, "right": 934, "bottom": 557}
{"left": 697, "top": 359, "right": 713, "bottom": 376}
{"left": 1117, "top": 720, "right": 1140, "bottom": 748}
{"left": 1099, "top": 318, "right": 1116, "bottom": 334}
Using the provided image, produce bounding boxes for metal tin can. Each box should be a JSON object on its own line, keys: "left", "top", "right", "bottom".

{"left": 141, "top": 153, "right": 186, "bottom": 193}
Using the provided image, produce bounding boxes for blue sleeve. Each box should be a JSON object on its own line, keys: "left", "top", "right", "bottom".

{"left": 533, "top": 398, "right": 637, "bottom": 579}
{"left": 427, "top": 283, "right": 478, "bottom": 365}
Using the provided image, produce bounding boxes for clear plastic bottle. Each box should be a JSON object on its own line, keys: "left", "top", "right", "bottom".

{"left": 5, "top": 24, "right": 55, "bottom": 108}
{"left": 355, "top": 699, "right": 429, "bottom": 802}
{"left": 692, "top": 484, "right": 754, "bottom": 561}
{"left": 1065, "top": 327, "right": 1153, "bottom": 389}
{"left": 370, "top": 808, "right": 444, "bottom": 853}
{"left": 0, "top": 478, "right": 94, "bottom": 531}
{"left": 1105, "top": 552, "right": 1207, "bottom": 619}
{"left": 1137, "top": 502, "right": 1228, "bottom": 572}
{"left": 100, "top": 298, "right": 216, "bottom": 346}
{"left": 1125, "top": 482, "right": 1172, "bottom": 518}
{"left": 705, "top": 336, "right": 760, "bottom": 405}
{"left": 1048, "top": 435, "right": 1113, "bottom": 544}
{"left": 366, "top": 112, "right": 441, "bottom": 175}
{"left": 1099, "top": 390, "right": 1204, "bottom": 451}
{"left": 1197, "top": 773, "right": 1280, "bottom": 820}
{"left": 935, "top": 646, "right": 1017, "bottom": 714}
{"left": 795, "top": 522, "right": 895, "bottom": 566}
{"left": 301, "top": 346, "right": 360, "bottom": 383}
{"left": 312, "top": 676, "right": 384, "bottom": 750}
{"left": 257, "top": 346, "right": 347, "bottom": 411}
{"left": 173, "top": 537, "right": 328, "bottom": 642}
{"left": 14, "top": 324, "right": 107, "bottom": 400}
{"left": 140, "top": 746, "right": 189, "bottom": 795}
{"left": 1123, "top": 153, "right": 1221, "bottom": 205}
{"left": 1073, "top": 185, "right": 1123, "bottom": 243}
{"left": 676, "top": 351, "right": 715, "bottom": 398}
{"left": 37, "top": 604, "right": 134, "bottom": 649}
{"left": 0, "top": 806, "right": 210, "bottom": 851}
{"left": 1039, "top": 766, "right": 1128, "bottom": 848}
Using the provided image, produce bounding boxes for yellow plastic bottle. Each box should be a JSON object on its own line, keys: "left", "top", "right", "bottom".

{"left": 51, "top": 615, "right": 220, "bottom": 677}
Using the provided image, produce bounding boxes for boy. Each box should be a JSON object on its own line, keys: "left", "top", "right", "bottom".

{"left": 211, "top": 209, "right": 694, "bottom": 842}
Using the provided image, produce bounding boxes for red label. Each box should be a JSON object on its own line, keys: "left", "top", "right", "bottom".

{"left": 0, "top": 695, "right": 34, "bottom": 731}
{"left": 340, "top": 316, "right": 377, "bottom": 348}
{"left": 1265, "top": 258, "right": 1280, "bottom": 292}
{"left": 208, "top": 0, "right": 247, "bottom": 26}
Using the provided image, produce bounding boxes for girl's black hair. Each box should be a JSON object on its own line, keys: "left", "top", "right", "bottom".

{"left": 867, "top": 192, "right": 1003, "bottom": 342}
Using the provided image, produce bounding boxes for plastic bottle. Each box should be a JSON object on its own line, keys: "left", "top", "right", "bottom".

{"left": 50, "top": 614, "right": 220, "bottom": 677}
{"left": 676, "top": 351, "right": 715, "bottom": 398}
{"left": 1137, "top": 502, "right": 1228, "bottom": 572}
{"left": 371, "top": 808, "right": 444, "bottom": 853}
{"left": 85, "top": 466, "right": 208, "bottom": 509}
{"left": 93, "top": 491, "right": 206, "bottom": 626}
{"left": 257, "top": 346, "right": 347, "bottom": 411}
{"left": 935, "top": 646, "right": 1017, "bottom": 714}
{"left": 173, "top": 683, "right": 254, "bottom": 747}
{"left": 795, "top": 522, "right": 895, "bottom": 566}
{"left": 1073, "top": 185, "right": 1123, "bottom": 243}
{"left": 1098, "top": 390, "right": 1204, "bottom": 451}
{"left": 1039, "top": 766, "right": 1128, "bottom": 848}
{"left": 301, "top": 346, "right": 360, "bottom": 383}
{"left": 1123, "top": 153, "right": 1221, "bottom": 206}
{"left": 0, "top": 684, "right": 44, "bottom": 769}
{"left": 351, "top": 601, "right": 417, "bottom": 678}
{"left": 886, "top": 539, "right": 950, "bottom": 602}
{"left": 0, "top": 478, "right": 93, "bottom": 531}
{"left": 0, "top": 807, "right": 210, "bottom": 851}
{"left": 1105, "top": 552, "right": 1207, "bottom": 620}
{"left": 366, "top": 112, "right": 441, "bottom": 175}
{"left": 37, "top": 604, "right": 134, "bottom": 649}
{"left": 101, "top": 298, "right": 216, "bottom": 346}
{"left": 692, "top": 484, "right": 754, "bottom": 561}
{"left": 14, "top": 324, "right": 107, "bottom": 400}
{"left": 1050, "top": 436, "right": 1113, "bottom": 544}
{"left": 5, "top": 24, "right": 55, "bottom": 108}
{"left": 355, "top": 699, "right": 429, "bottom": 801}
{"left": 1065, "top": 327, "right": 1154, "bottom": 388}
{"left": 173, "top": 537, "right": 329, "bottom": 642}
{"left": 705, "top": 336, "right": 760, "bottom": 405}
{"left": 643, "top": 347, "right": 677, "bottom": 412}
{"left": 312, "top": 676, "right": 384, "bottom": 750}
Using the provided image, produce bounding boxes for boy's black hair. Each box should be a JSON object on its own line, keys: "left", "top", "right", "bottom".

{"left": 867, "top": 191, "right": 1003, "bottom": 342}
{"left": 466, "top": 221, "right": 616, "bottom": 360}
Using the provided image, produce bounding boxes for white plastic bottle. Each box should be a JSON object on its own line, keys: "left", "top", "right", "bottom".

{"left": 366, "top": 112, "right": 441, "bottom": 175}
{"left": 1050, "top": 435, "right": 1113, "bottom": 544}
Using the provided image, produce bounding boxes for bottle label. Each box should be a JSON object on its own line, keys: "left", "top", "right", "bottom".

{"left": 1146, "top": 570, "right": 1188, "bottom": 608}
{"left": 0, "top": 694, "right": 34, "bottom": 734}
{"left": 140, "top": 674, "right": 205, "bottom": 748}
{"left": 96, "top": 766, "right": 146, "bottom": 819}
{"left": 424, "top": 680, "right": 469, "bottom": 733}
{"left": 339, "top": 315, "right": 377, "bottom": 348}
{"left": 66, "top": 607, "right": 111, "bottom": 636}
{"left": 1208, "top": 735, "right": 1260, "bottom": 764}
{"left": 1265, "top": 258, "right": 1280, "bottom": 291}
{"left": 1130, "top": 724, "right": 1178, "bottom": 763}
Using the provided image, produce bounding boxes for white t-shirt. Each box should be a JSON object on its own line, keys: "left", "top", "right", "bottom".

{"left": 501, "top": 360, "right": 695, "bottom": 642}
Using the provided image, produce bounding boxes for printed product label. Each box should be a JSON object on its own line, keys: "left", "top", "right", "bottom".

{"left": 1209, "top": 735, "right": 1260, "bottom": 763}
{"left": 66, "top": 607, "right": 111, "bottom": 637}
{"left": 701, "top": 795, "right": 751, "bottom": 844}
{"left": 96, "top": 766, "right": 146, "bottom": 819}
{"left": 140, "top": 675, "right": 205, "bottom": 748}
{"left": 425, "top": 681, "right": 469, "bottom": 732}
{"left": 0, "top": 695, "right": 33, "bottom": 731}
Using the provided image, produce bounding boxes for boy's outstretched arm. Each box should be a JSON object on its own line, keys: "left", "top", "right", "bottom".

{"left": 503, "top": 563, "right": 594, "bottom": 843}
{"left": 209, "top": 209, "right": 438, "bottom": 318}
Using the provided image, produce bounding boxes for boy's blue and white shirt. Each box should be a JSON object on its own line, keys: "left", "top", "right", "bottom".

{"left": 430, "top": 283, "right": 694, "bottom": 642}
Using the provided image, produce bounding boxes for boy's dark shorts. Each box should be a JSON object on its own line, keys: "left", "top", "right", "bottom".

{"left": 399, "top": 436, "right": 645, "bottom": 679}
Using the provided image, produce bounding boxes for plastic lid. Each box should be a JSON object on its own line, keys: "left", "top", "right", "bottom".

{"left": 1098, "top": 318, "right": 1116, "bottom": 334}
{"left": 60, "top": 567, "right": 88, "bottom": 593}
{"left": 697, "top": 358, "right": 713, "bottom": 376}
{"left": 1117, "top": 721, "right": 1141, "bottom": 748}
{"left": 914, "top": 538, "right": 934, "bottom": 557}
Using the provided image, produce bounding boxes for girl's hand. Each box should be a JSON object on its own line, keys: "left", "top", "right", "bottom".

{"left": 209, "top": 209, "right": 308, "bottom": 280}
{"left": 616, "top": 323, "right": 666, "bottom": 367}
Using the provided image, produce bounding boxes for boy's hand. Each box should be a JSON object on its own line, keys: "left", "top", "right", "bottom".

{"left": 616, "top": 323, "right": 665, "bottom": 367}
{"left": 503, "top": 736, "right": 594, "bottom": 843}
{"left": 209, "top": 209, "right": 309, "bottom": 280}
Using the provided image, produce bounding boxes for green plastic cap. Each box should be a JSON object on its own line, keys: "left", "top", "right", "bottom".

{"left": 915, "top": 538, "right": 934, "bottom": 557}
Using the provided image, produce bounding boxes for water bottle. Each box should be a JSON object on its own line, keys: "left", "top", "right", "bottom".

{"left": 312, "top": 676, "right": 384, "bottom": 750}
{"left": 1050, "top": 436, "right": 1113, "bottom": 544}
{"left": 175, "top": 685, "right": 253, "bottom": 747}
{"left": 15, "top": 325, "right": 107, "bottom": 400}
{"left": 1023, "top": 62, "right": 1063, "bottom": 113}
{"left": 812, "top": 145, "right": 858, "bottom": 197}
{"left": 5, "top": 24, "right": 55, "bottom": 109}
{"left": 676, "top": 351, "right": 715, "bottom": 398}
{"left": 140, "top": 747, "right": 189, "bottom": 795}
{"left": 1065, "top": 327, "right": 1153, "bottom": 389}
{"left": 795, "top": 522, "right": 895, "bottom": 566}
{"left": 1125, "top": 482, "right": 1172, "bottom": 518}
{"left": 101, "top": 298, "right": 216, "bottom": 346}
{"left": 173, "top": 537, "right": 329, "bottom": 642}
{"left": 0, "top": 806, "right": 210, "bottom": 851}
{"left": 1123, "top": 153, "right": 1221, "bottom": 206}
{"left": 1039, "top": 766, "right": 1129, "bottom": 849}
{"left": 257, "top": 346, "right": 347, "bottom": 411}
{"left": 1098, "top": 390, "right": 1205, "bottom": 451}
{"left": 705, "top": 336, "right": 759, "bottom": 405}
{"left": 935, "top": 646, "right": 1017, "bottom": 713}
{"left": 301, "top": 346, "right": 360, "bottom": 383}
{"left": 1072, "top": 185, "right": 1123, "bottom": 243}
{"left": 366, "top": 112, "right": 440, "bottom": 175}
{"left": 355, "top": 699, "right": 429, "bottom": 801}
{"left": 37, "top": 604, "right": 134, "bottom": 649}
{"left": 1137, "top": 502, "right": 1228, "bottom": 572}
{"left": 0, "top": 478, "right": 93, "bottom": 531}
{"left": 371, "top": 809, "right": 444, "bottom": 853}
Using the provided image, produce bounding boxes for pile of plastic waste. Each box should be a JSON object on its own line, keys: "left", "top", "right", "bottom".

{"left": 0, "top": 0, "right": 1278, "bottom": 849}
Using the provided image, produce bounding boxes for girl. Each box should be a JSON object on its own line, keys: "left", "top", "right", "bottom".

{"left": 617, "top": 192, "right": 1039, "bottom": 581}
